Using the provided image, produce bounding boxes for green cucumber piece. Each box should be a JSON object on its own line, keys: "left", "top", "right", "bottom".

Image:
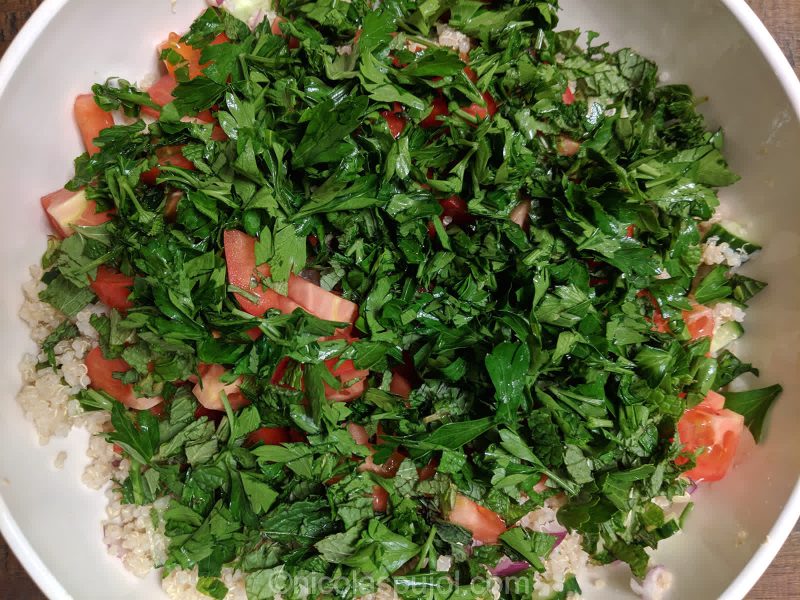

{"left": 705, "top": 222, "right": 761, "bottom": 254}
{"left": 711, "top": 320, "right": 744, "bottom": 354}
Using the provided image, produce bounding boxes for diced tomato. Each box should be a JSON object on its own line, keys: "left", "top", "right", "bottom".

{"left": 40, "top": 188, "right": 113, "bottom": 238}
{"left": 85, "top": 347, "right": 162, "bottom": 410}
{"left": 194, "top": 405, "right": 224, "bottom": 422}
{"left": 461, "top": 92, "right": 497, "bottom": 123}
{"left": 447, "top": 494, "right": 507, "bottom": 544}
{"left": 683, "top": 304, "right": 715, "bottom": 340}
{"left": 211, "top": 33, "right": 230, "bottom": 46}
{"left": 141, "top": 74, "right": 177, "bottom": 119}
{"left": 271, "top": 16, "right": 300, "bottom": 49}
{"left": 417, "top": 457, "right": 439, "bottom": 481}
{"left": 74, "top": 94, "right": 114, "bottom": 156}
{"left": 372, "top": 485, "right": 389, "bottom": 512}
{"left": 638, "top": 290, "right": 671, "bottom": 334}
{"left": 223, "top": 230, "right": 299, "bottom": 317}
{"left": 287, "top": 276, "right": 359, "bottom": 325}
{"left": 509, "top": 200, "right": 530, "bottom": 229}
{"left": 677, "top": 390, "right": 744, "bottom": 482}
{"left": 160, "top": 32, "right": 207, "bottom": 79}
{"left": 463, "top": 65, "right": 478, "bottom": 83}
{"left": 245, "top": 327, "right": 263, "bottom": 341}
{"left": 439, "top": 195, "right": 473, "bottom": 227}
{"left": 89, "top": 265, "right": 135, "bottom": 312}
{"left": 324, "top": 358, "right": 369, "bottom": 402}
{"left": 246, "top": 427, "right": 291, "bottom": 447}
{"left": 626, "top": 224, "right": 635, "bottom": 238}
{"left": 389, "top": 372, "right": 412, "bottom": 399}
{"left": 420, "top": 96, "right": 449, "bottom": 129}
{"left": 380, "top": 102, "right": 406, "bottom": 138}
{"left": 556, "top": 135, "right": 581, "bottom": 157}
{"left": 192, "top": 363, "right": 249, "bottom": 411}
{"left": 141, "top": 145, "right": 196, "bottom": 186}
{"left": 562, "top": 86, "right": 575, "bottom": 105}
{"left": 347, "top": 422, "right": 371, "bottom": 446}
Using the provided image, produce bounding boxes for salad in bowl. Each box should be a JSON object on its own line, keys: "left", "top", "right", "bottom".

{"left": 13, "top": 0, "right": 784, "bottom": 598}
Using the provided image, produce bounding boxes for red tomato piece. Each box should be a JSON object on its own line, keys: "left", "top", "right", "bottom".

{"left": 192, "top": 363, "right": 249, "bottom": 411}
{"left": 447, "top": 494, "right": 507, "bottom": 544}
{"left": 556, "top": 135, "right": 581, "bottom": 157}
{"left": 223, "top": 230, "right": 299, "bottom": 317}
{"left": 160, "top": 32, "right": 207, "bottom": 79}
{"left": 389, "top": 372, "right": 412, "bottom": 399}
{"left": 74, "top": 94, "right": 114, "bottom": 156}
{"left": 417, "top": 457, "right": 439, "bottom": 481}
{"left": 89, "top": 265, "right": 135, "bottom": 312}
{"left": 211, "top": 33, "right": 230, "bottom": 45}
{"left": 461, "top": 92, "right": 497, "bottom": 123}
{"left": 86, "top": 347, "right": 163, "bottom": 410}
{"left": 509, "top": 200, "right": 531, "bottom": 229}
{"left": 372, "top": 485, "right": 389, "bottom": 512}
{"left": 677, "top": 391, "right": 744, "bottom": 482}
{"left": 562, "top": 86, "right": 575, "bottom": 105}
{"left": 463, "top": 66, "right": 478, "bottom": 83}
{"left": 271, "top": 16, "right": 300, "bottom": 49}
{"left": 420, "top": 96, "right": 449, "bottom": 129}
{"left": 626, "top": 224, "right": 636, "bottom": 238}
{"left": 683, "top": 304, "right": 715, "bottom": 340}
{"left": 141, "top": 145, "right": 196, "bottom": 186}
{"left": 142, "top": 74, "right": 178, "bottom": 119}
{"left": 246, "top": 427, "right": 291, "bottom": 447}
{"left": 638, "top": 290, "right": 671, "bottom": 334}
{"left": 41, "top": 188, "right": 113, "bottom": 238}
{"left": 324, "top": 358, "right": 369, "bottom": 402}
{"left": 439, "top": 195, "right": 474, "bottom": 227}
{"left": 380, "top": 105, "right": 406, "bottom": 138}
{"left": 287, "top": 276, "right": 359, "bottom": 325}
{"left": 194, "top": 405, "right": 224, "bottom": 422}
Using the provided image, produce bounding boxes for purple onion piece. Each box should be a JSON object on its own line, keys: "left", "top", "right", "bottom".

{"left": 687, "top": 479, "right": 699, "bottom": 494}
{"left": 490, "top": 556, "right": 531, "bottom": 577}
{"left": 549, "top": 529, "right": 567, "bottom": 548}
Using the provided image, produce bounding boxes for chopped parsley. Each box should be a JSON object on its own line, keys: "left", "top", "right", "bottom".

{"left": 36, "top": 1, "right": 780, "bottom": 598}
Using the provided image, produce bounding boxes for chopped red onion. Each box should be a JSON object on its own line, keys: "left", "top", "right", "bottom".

{"left": 549, "top": 529, "right": 567, "bottom": 548}
{"left": 490, "top": 556, "right": 530, "bottom": 577}
{"left": 687, "top": 479, "right": 698, "bottom": 494}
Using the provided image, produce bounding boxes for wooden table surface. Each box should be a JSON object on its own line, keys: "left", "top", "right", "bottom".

{"left": 1, "top": 0, "right": 799, "bottom": 598}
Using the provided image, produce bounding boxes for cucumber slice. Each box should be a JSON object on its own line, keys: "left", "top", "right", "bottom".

{"left": 705, "top": 222, "right": 761, "bottom": 254}
{"left": 711, "top": 321, "right": 744, "bottom": 353}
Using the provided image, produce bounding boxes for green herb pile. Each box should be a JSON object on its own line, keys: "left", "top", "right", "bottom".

{"left": 36, "top": 1, "right": 782, "bottom": 598}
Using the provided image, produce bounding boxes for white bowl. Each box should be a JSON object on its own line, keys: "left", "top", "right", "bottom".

{"left": 0, "top": 0, "right": 798, "bottom": 598}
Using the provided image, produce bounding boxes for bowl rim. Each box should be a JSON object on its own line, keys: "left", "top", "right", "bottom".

{"left": 1, "top": 1, "right": 799, "bottom": 599}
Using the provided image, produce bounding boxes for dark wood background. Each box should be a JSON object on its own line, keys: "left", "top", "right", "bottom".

{"left": 1, "top": 0, "right": 798, "bottom": 598}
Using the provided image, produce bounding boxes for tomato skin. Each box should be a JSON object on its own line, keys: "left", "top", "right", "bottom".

{"left": 562, "top": 86, "right": 575, "bottom": 105}
{"left": 626, "top": 224, "right": 635, "bottom": 238}
{"left": 194, "top": 405, "right": 224, "bottom": 422}
{"left": 142, "top": 74, "right": 178, "bottom": 119}
{"left": 89, "top": 266, "right": 134, "bottom": 312}
{"left": 638, "top": 290, "right": 671, "bottom": 334}
{"left": 246, "top": 427, "right": 291, "bottom": 447}
{"left": 192, "top": 363, "right": 249, "bottom": 411}
{"left": 417, "top": 457, "right": 439, "bottom": 481}
{"left": 74, "top": 94, "right": 114, "bottom": 156}
{"left": 447, "top": 494, "right": 507, "bottom": 544}
{"left": 223, "top": 230, "right": 299, "bottom": 317}
{"left": 40, "top": 188, "right": 113, "bottom": 238}
{"left": 677, "top": 391, "right": 744, "bottom": 482}
{"left": 420, "top": 96, "right": 449, "bottom": 129}
{"left": 683, "top": 304, "right": 715, "bottom": 340}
